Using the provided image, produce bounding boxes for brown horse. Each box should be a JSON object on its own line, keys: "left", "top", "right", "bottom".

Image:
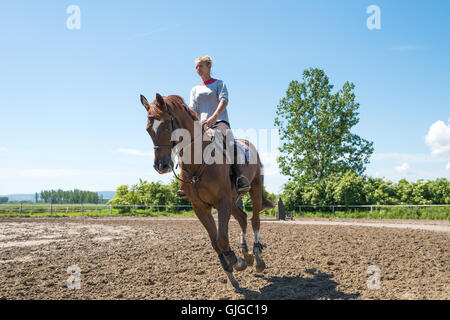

{"left": 140, "top": 93, "right": 275, "bottom": 288}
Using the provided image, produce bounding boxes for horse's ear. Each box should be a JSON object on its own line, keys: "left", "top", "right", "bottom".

{"left": 140, "top": 94, "right": 150, "bottom": 111}
{"left": 155, "top": 93, "right": 166, "bottom": 110}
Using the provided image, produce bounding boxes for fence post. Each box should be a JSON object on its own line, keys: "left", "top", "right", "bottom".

{"left": 81, "top": 204, "right": 84, "bottom": 216}
{"left": 110, "top": 205, "right": 112, "bottom": 215}
{"left": 95, "top": 205, "right": 98, "bottom": 214}
{"left": 50, "top": 203, "right": 53, "bottom": 216}
{"left": 19, "top": 203, "right": 23, "bottom": 214}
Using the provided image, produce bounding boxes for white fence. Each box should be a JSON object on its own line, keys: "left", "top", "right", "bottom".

{"left": 0, "top": 203, "right": 448, "bottom": 216}
{"left": 297, "top": 204, "right": 450, "bottom": 213}
{"left": 0, "top": 203, "right": 194, "bottom": 215}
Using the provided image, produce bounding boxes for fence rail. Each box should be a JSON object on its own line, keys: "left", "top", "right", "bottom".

{"left": 0, "top": 203, "right": 448, "bottom": 216}
{"left": 0, "top": 203, "right": 194, "bottom": 215}
{"left": 297, "top": 204, "right": 450, "bottom": 213}
{"left": 0, "top": 203, "right": 257, "bottom": 215}
{"left": 296, "top": 204, "right": 450, "bottom": 214}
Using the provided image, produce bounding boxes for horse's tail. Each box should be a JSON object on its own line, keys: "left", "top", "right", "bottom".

{"left": 258, "top": 154, "right": 276, "bottom": 211}
{"left": 262, "top": 196, "right": 276, "bottom": 210}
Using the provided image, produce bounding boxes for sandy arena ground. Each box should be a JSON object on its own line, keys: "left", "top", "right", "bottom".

{"left": 0, "top": 216, "right": 449, "bottom": 300}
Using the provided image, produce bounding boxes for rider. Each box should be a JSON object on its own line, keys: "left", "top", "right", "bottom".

{"left": 177, "top": 55, "right": 251, "bottom": 198}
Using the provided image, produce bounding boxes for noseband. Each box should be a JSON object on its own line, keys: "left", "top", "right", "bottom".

{"left": 150, "top": 101, "right": 209, "bottom": 188}
{"left": 152, "top": 105, "right": 179, "bottom": 150}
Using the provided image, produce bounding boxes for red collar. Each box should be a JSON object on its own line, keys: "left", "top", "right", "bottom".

{"left": 201, "top": 78, "right": 217, "bottom": 86}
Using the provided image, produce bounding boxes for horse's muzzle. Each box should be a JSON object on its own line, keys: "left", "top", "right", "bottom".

{"left": 154, "top": 160, "right": 172, "bottom": 174}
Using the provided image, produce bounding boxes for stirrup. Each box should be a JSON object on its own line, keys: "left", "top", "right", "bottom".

{"left": 236, "top": 175, "right": 251, "bottom": 193}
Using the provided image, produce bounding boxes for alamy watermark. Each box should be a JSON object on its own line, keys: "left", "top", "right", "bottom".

{"left": 366, "top": 265, "right": 381, "bottom": 290}
{"left": 150, "top": 118, "right": 280, "bottom": 170}
{"left": 366, "top": 5, "right": 381, "bottom": 30}
{"left": 66, "top": 5, "right": 81, "bottom": 30}
{"left": 66, "top": 265, "right": 81, "bottom": 290}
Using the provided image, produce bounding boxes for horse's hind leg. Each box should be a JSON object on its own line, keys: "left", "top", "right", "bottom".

{"left": 249, "top": 183, "right": 266, "bottom": 273}
{"left": 231, "top": 201, "right": 254, "bottom": 268}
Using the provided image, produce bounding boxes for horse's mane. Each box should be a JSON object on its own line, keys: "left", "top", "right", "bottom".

{"left": 166, "top": 95, "right": 199, "bottom": 122}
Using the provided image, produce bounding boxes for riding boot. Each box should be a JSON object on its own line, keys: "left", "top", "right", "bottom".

{"left": 231, "top": 164, "right": 251, "bottom": 193}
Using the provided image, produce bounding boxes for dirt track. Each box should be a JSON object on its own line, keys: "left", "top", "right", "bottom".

{"left": 0, "top": 216, "right": 449, "bottom": 300}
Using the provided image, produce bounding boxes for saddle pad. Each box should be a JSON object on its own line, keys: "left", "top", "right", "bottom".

{"left": 234, "top": 140, "right": 251, "bottom": 164}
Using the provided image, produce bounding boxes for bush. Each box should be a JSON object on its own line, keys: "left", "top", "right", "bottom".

{"left": 281, "top": 173, "right": 449, "bottom": 208}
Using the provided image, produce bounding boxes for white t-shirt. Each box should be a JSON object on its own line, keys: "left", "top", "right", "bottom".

{"left": 189, "top": 78, "right": 229, "bottom": 124}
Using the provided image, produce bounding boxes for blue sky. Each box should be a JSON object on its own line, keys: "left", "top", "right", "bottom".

{"left": 0, "top": 0, "right": 449, "bottom": 195}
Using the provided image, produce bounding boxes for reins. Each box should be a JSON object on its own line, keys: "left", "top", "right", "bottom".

{"left": 154, "top": 101, "right": 213, "bottom": 207}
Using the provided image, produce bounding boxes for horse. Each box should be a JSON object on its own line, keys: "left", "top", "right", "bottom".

{"left": 140, "top": 93, "right": 275, "bottom": 288}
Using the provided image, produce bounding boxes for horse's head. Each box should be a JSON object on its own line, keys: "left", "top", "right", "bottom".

{"left": 140, "top": 93, "right": 174, "bottom": 174}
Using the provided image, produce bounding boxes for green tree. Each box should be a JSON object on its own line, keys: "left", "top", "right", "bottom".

{"left": 274, "top": 68, "right": 374, "bottom": 184}
{"left": 279, "top": 181, "right": 306, "bottom": 211}
{"left": 108, "top": 179, "right": 189, "bottom": 212}
{"left": 39, "top": 189, "right": 99, "bottom": 204}
{"left": 426, "top": 178, "right": 450, "bottom": 204}
{"left": 330, "top": 170, "right": 365, "bottom": 206}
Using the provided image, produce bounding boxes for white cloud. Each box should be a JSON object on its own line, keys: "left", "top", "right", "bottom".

{"left": 0, "top": 147, "right": 7, "bottom": 152}
{"left": 395, "top": 162, "right": 410, "bottom": 173}
{"left": 425, "top": 119, "right": 450, "bottom": 156}
{"left": 116, "top": 148, "right": 152, "bottom": 157}
{"left": 446, "top": 162, "right": 450, "bottom": 171}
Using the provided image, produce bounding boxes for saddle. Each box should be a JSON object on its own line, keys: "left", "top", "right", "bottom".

{"left": 205, "top": 127, "right": 251, "bottom": 165}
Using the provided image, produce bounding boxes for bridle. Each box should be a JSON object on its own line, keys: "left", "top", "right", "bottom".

{"left": 149, "top": 101, "right": 209, "bottom": 186}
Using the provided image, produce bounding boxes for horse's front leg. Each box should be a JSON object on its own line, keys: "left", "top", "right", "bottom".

{"left": 192, "top": 202, "right": 220, "bottom": 254}
{"left": 216, "top": 198, "right": 244, "bottom": 288}
{"left": 192, "top": 200, "right": 238, "bottom": 288}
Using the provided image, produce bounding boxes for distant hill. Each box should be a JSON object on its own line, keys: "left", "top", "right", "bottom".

{"left": 0, "top": 191, "right": 115, "bottom": 203}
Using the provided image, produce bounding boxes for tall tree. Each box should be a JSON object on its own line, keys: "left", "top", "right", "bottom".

{"left": 275, "top": 68, "right": 374, "bottom": 183}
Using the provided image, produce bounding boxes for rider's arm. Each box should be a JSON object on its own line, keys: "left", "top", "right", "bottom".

{"left": 206, "top": 81, "right": 228, "bottom": 126}
{"left": 213, "top": 99, "right": 228, "bottom": 117}
{"left": 189, "top": 87, "right": 198, "bottom": 112}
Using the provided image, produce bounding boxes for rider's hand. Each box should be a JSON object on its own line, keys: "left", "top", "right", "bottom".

{"left": 205, "top": 114, "right": 218, "bottom": 128}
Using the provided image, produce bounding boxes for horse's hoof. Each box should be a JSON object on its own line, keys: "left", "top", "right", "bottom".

{"left": 233, "top": 258, "right": 248, "bottom": 272}
{"left": 243, "top": 252, "right": 254, "bottom": 266}
{"left": 254, "top": 251, "right": 266, "bottom": 273}
{"left": 255, "top": 260, "right": 266, "bottom": 273}
{"left": 219, "top": 253, "right": 233, "bottom": 273}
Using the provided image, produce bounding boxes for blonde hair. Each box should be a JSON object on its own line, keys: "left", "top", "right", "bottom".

{"left": 195, "top": 55, "right": 213, "bottom": 67}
